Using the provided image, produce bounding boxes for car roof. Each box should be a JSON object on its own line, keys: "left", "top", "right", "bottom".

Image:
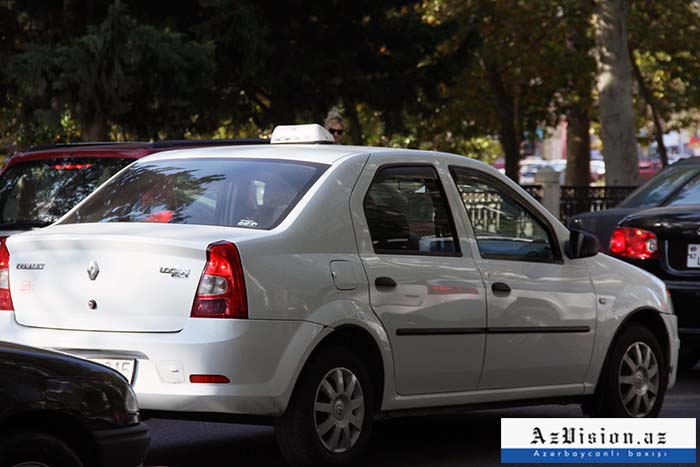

{"left": 672, "top": 156, "right": 700, "bottom": 165}
{"left": 5, "top": 139, "right": 269, "bottom": 165}
{"left": 140, "top": 144, "right": 399, "bottom": 165}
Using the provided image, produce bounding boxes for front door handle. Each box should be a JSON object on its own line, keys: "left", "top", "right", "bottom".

{"left": 491, "top": 282, "right": 511, "bottom": 295}
{"left": 375, "top": 277, "right": 397, "bottom": 288}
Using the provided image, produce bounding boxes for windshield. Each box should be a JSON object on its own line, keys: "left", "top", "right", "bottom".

{"left": 0, "top": 157, "right": 133, "bottom": 228}
{"left": 619, "top": 164, "right": 700, "bottom": 209}
{"left": 667, "top": 171, "right": 700, "bottom": 206}
{"left": 60, "top": 158, "right": 328, "bottom": 230}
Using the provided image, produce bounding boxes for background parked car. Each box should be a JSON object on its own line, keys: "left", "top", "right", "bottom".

{"left": 570, "top": 156, "right": 700, "bottom": 368}
{"left": 0, "top": 139, "right": 267, "bottom": 239}
{"left": 0, "top": 341, "right": 148, "bottom": 467}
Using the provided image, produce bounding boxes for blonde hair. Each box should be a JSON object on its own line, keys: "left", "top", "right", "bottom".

{"left": 324, "top": 109, "right": 344, "bottom": 129}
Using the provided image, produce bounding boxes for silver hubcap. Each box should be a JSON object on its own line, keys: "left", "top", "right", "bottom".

{"left": 618, "top": 341, "right": 659, "bottom": 417}
{"left": 314, "top": 367, "right": 365, "bottom": 453}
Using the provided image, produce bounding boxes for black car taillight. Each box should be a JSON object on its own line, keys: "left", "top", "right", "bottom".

{"left": 609, "top": 227, "right": 659, "bottom": 260}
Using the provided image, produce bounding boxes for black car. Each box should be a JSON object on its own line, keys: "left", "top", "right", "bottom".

{"left": 0, "top": 341, "right": 149, "bottom": 467}
{"left": 570, "top": 157, "right": 700, "bottom": 368}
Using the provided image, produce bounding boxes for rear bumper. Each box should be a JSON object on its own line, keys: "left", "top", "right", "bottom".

{"left": 92, "top": 423, "right": 150, "bottom": 467}
{"left": 0, "top": 313, "right": 324, "bottom": 417}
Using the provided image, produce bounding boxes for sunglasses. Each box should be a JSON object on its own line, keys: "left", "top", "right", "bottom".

{"left": 328, "top": 128, "right": 344, "bottom": 135}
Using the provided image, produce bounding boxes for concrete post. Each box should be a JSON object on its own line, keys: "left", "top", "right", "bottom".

{"left": 535, "top": 166, "right": 561, "bottom": 219}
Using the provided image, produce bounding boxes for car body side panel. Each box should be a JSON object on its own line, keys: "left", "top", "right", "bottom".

{"left": 349, "top": 152, "right": 488, "bottom": 395}
{"left": 582, "top": 254, "right": 678, "bottom": 393}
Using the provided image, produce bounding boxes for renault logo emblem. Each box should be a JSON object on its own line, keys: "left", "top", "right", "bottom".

{"left": 87, "top": 261, "right": 100, "bottom": 281}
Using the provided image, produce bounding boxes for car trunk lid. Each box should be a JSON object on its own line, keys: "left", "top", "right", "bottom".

{"left": 622, "top": 206, "right": 700, "bottom": 277}
{"left": 6, "top": 223, "right": 262, "bottom": 332}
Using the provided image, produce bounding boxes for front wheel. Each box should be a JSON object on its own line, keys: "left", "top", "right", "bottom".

{"left": 588, "top": 324, "right": 668, "bottom": 418}
{"left": 275, "top": 346, "right": 375, "bottom": 466}
{"left": 0, "top": 431, "right": 85, "bottom": 467}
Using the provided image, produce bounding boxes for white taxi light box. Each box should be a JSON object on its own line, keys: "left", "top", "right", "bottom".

{"left": 501, "top": 418, "right": 696, "bottom": 464}
{"left": 270, "top": 124, "right": 334, "bottom": 144}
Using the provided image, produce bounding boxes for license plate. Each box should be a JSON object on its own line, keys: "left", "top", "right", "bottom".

{"left": 89, "top": 358, "right": 136, "bottom": 383}
{"left": 687, "top": 244, "right": 700, "bottom": 268}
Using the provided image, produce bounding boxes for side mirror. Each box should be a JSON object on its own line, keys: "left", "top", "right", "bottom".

{"left": 566, "top": 229, "right": 600, "bottom": 259}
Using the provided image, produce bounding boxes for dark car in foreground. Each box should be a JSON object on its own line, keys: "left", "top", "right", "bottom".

{"left": 571, "top": 157, "right": 700, "bottom": 368}
{"left": 0, "top": 341, "right": 149, "bottom": 467}
{"left": 0, "top": 139, "right": 267, "bottom": 239}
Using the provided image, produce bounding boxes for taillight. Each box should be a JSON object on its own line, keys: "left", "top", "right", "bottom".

{"left": 0, "top": 238, "right": 14, "bottom": 310}
{"left": 191, "top": 241, "right": 247, "bottom": 319}
{"left": 609, "top": 227, "right": 659, "bottom": 260}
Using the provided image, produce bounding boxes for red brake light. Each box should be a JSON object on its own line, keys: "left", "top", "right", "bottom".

{"left": 143, "top": 210, "right": 174, "bottom": 223}
{"left": 0, "top": 238, "right": 14, "bottom": 310}
{"left": 609, "top": 227, "right": 659, "bottom": 260}
{"left": 49, "top": 163, "right": 92, "bottom": 170}
{"left": 191, "top": 241, "right": 247, "bottom": 319}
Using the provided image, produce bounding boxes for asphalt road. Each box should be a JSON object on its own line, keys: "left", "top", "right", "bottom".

{"left": 145, "top": 366, "right": 700, "bottom": 467}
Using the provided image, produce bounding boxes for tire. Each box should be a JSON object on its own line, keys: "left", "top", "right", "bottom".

{"left": 588, "top": 324, "right": 668, "bottom": 418}
{"left": 678, "top": 342, "right": 700, "bottom": 370}
{"left": 0, "top": 431, "right": 84, "bottom": 467}
{"left": 275, "top": 346, "right": 375, "bottom": 466}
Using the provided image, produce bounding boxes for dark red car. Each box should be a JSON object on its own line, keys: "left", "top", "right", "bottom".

{"left": 0, "top": 140, "right": 266, "bottom": 238}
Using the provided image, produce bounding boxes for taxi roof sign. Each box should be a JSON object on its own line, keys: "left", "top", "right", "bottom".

{"left": 270, "top": 124, "right": 334, "bottom": 145}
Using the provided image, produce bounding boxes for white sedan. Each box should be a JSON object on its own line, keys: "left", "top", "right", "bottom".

{"left": 0, "top": 125, "right": 679, "bottom": 465}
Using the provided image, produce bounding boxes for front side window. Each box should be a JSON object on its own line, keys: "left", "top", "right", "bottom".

{"left": 0, "top": 157, "right": 132, "bottom": 228}
{"left": 60, "top": 158, "right": 327, "bottom": 230}
{"left": 363, "top": 166, "right": 459, "bottom": 255}
{"left": 451, "top": 167, "right": 555, "bottom": 261}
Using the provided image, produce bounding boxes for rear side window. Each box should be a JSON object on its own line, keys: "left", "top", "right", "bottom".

{"left": 363, "top": 166, "right": 459, "bottom": 255}
{"left": 0, "top": 157, "right": 132, "bottom": 227}
{"left": 61, "top": 158, "right": 327, "bottom": 230}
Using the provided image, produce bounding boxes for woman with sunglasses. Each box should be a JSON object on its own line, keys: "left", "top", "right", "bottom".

{"left": 324, "top": 109, "right": 345, "bottom": 144}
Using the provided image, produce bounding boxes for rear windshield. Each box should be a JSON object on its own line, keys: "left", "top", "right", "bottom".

{"left": 0, "top": 157, "right": 133, "bottom": 228}
{"left": 60, "top": 158, "right": 328, "bottom": 229}
{"left": 619, "top": 164, "right": 700, "bottom": 209}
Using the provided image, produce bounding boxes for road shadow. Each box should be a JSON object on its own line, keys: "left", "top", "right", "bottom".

{"left": 145, "top": 367, "right": 699, "bottom": 467}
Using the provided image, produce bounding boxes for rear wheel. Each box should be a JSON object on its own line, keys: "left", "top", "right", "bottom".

{"left": 588, "top": 324, "right": 667, "bottom": 418}
{"left": 275, "top": 346, "right": 375, "bottom": 466}
{"left": 0, "top": 431, "right": 84, "bottom": 467}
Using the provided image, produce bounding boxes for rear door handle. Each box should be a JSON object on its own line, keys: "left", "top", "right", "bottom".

{"left": 491, "top": 282, "right": 511, "bottom": 295}
{"left": 375, "top": 277, "right": 397, "bottom": 288}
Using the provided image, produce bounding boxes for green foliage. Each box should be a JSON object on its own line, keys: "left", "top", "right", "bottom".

{"left": 0, "top": 0, "right": 699, "bottom": 168}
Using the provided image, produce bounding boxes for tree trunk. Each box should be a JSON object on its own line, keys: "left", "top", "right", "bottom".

{"left": 593, "top": 0, "right": 640, "bottom": 186}
{"left": 484, "top": 61, "right": 521, "bottom": 182}
{"left": 79, "top": 100, "right": 109, "bottom": 141}
{"left": 565, "top": 110, "right": 591, "bottom": 186}
{"left": 628, "top": 47, "right": 669, "bottom": 168}
{"left": 343, "top": 98, "right": 365, "bottom": 146}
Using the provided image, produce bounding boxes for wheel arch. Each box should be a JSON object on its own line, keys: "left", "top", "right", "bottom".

{"left": 593, "top": 307, "right": 671, "bottom": 393}
{"left": 284, "top": 321, "right": 391, "bottom": 415}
